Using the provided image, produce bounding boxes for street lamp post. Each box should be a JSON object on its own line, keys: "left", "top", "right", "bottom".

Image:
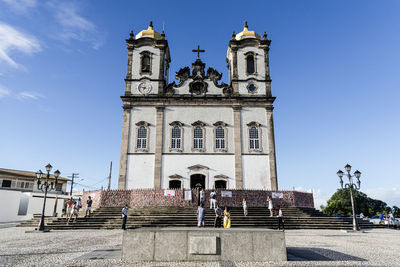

{"left": 336, "top": 164, "right": 362, "bottom": 231}
{"left": 36, "top": 164, "right": 60, "bottom": 232}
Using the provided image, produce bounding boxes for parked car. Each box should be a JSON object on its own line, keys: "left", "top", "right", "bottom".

{"left": 369, "top": 215, "right": 386, "bottom": 225}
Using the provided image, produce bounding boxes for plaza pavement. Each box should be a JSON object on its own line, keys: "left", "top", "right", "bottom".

{"left": 0, "top": 226, "right": 398, "bottom": 266}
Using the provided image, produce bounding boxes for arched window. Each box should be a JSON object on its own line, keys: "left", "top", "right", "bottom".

{"left": 215, "top": 126, "right": 225, "bottom": 150}
{"left": 141, "top": 53, "right": 151, "bottom": 73}
{"left": 249, "top": 126, "right": 260, "bottom": 150}
{"left": 193, "top": 126, "right": 203, "bottom": 149}
{"left": 213, "top": 121, "right": 227, "bottom": 151}
{"left": 169, "top": 180, "right": 181, "bottom": 189}
{"left": 135, "top": 121, "right": 150, "bottom": 151}
{"left": 246, "top": 54, "right": 255, "bottom": 74}
{"left": 171, "top": 125, "right": 182, "bottom": 149}
{"left": 215, "top": 180, "right": 227, "bottom": 189}
{"left": 136, "top": 126, "right": 147, "bottom": 149}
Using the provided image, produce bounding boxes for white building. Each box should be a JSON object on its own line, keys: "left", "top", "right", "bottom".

{"left": 118, "top": 22, "right": 278, "bottom": 190}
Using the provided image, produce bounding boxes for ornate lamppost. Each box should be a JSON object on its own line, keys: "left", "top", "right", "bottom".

{"left": 336, "top": 164, "right": 362, "bottom": 231}
{"left": 36, "top": 164, "right": 60, "bottom": 232}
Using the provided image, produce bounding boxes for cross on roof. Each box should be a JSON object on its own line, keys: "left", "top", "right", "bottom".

{"left": 192, "top": 45, "right": 205, "bottom": 59}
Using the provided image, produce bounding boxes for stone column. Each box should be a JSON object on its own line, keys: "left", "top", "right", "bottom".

{"left": 118, "top": 105, "right": 132, "bottom": 189}
{"left": 266, "top": 107, "right": 278, "bottom": 190}
{"left": 125, "top": 48, "right": 133, "bottom": 94}
{"left": 233, "top": 106, "right": 243, "bottom": 189}
{"left": 153, "top": 106, "right": 164, "bottom": 189}
{"left": 232, "top": 48, "right": 239, "bottom": 95}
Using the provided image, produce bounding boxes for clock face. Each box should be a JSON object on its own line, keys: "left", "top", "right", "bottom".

{"left": 138, "top": 80, "right": 152, "bottom": 95}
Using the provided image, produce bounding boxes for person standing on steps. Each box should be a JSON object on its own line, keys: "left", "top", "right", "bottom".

{"left": 277, "top": 206, "right": 285, "bottom": 232}
{"left": 214, "top": 206, "right": 223, "bottom": 228}
{"left": 200, "top": 188, "right": 206, "bottom": 206}
{"left": 210, "top": 190, "right": 217, "bottom": 209}
{"left": 85, "top": 196, "right": 93, "bottom": 217}
{"left": 223, "top": 206, "right": 231, "bottom": 229}
{"left": 267, "top": 196, "right": 273, "bottom": 217}
{"left": 197, "top": 203, "right": 206, "bottom": 228}
{"left": 242, "top": 197, "right": 248, "bottom": 216}
{"left": 121, "top": 204, "right": 128, "bottom": 230}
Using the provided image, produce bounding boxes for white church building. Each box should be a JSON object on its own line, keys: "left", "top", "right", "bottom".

{"left": 118, "top": 22, "right": 278, "bottom": 191}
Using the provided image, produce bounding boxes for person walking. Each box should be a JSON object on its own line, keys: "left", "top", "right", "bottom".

{"left": 242, "top": 197, "right": 248, "bottom": 216}
{"left": 197, "top": 203, "right": 206, "bottom": 228}
{"left": 267, "top": 196, "right": 274, "bottom": 217}
{"left": 210, "top": 190, "right": 217, "bottom": 209}
{"left": 66, "top": 198, "right": 74, "bottom": 225}
{"left": 121, "top": 204, "right": 128, "bottom": 230}
{"left": 277, "top": 206, "right": 285, "bottom": 231}
{"left": 200, "top": 188, "right": 206, "bottom": 206}
{"left": 223, "top": 206, "right": 231, "bottom": 229}
{"left": 214, "top": 206, "right": 223, "bottom": 228}
{"left": 85, "top": 196, "right": 93, "bottom": 217}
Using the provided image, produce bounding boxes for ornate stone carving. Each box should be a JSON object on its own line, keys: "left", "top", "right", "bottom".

{"left": 207, "top": 68, "right": 222, "bottom": 85}
{"left": 175, "top": 67, "right": 190, "bottom": 87}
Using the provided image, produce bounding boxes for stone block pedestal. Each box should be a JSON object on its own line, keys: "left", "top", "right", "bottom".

{"left": 122, "top": 227, "right": 286, "bottom": 262}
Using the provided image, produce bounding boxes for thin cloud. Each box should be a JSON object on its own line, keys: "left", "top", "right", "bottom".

{"left": 0, "top": 84, "right": 11, "bottom": 98}
{"left": 0, "top": 0, "right": 37, "bottom": 13}
{"left": 47, "top": 1, "right": 101, "bottom": 49}
{"left": 0, "top": 22, "right": 41, "bottom": 68}
{"left": 364, "top": 187, "right": 400, "bottom": 207}
{"left": 17, "top": 91, "right": 44, "bottom": 100}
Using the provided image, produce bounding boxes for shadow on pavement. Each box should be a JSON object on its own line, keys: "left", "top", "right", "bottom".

{"left": 287, "top": 247, "right": 366, "bottom": 261}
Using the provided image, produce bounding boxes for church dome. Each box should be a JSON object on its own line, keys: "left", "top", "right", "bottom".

{"left": 234, "top": 21, "right": 261, "bottom": 41}
{"left": 136, "top": 21, "right": 163, "bottom": 40}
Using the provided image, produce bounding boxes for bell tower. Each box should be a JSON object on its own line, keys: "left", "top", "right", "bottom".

{"left": 125, "top": 22, "right": 171, "bottom": 96}
{"left": 227, "top": 21, "right": 271, "bottom": 96}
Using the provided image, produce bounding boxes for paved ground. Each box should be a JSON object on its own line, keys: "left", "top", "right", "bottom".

{"left": 0, "top": 227, "right": 398, "bottom": 266}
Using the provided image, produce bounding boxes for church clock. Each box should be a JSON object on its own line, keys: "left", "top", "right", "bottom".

{"left": 138, "top": 79, "right": 152, "bottom": 95}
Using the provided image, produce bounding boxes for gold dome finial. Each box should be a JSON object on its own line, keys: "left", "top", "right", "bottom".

{"left": 136, "top": 21, "right": 162, "bottom": 40}
{"left": 234, "top": 21, "right": 261, "bottom": 41}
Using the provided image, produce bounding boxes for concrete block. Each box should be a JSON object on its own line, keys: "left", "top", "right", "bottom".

{"left": 154, "top": 231, "right": 187, "bottom": 261}
{"left": 122, "top": 231, "right": 154, "bottom": 261}
{"left": 189, "top": 236, "right": 218, "bottom": 255}
{"left": 221, "top": 231, "right": 253, "bottom": 261}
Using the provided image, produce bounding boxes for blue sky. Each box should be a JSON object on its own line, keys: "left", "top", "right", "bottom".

{"left": 0, "top": 0, "right": 399, "bottom": 208}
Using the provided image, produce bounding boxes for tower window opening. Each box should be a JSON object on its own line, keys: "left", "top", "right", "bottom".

{"left": 246, "top": 54, "right": 255, "bottom": 74}
{"left": 141, "top": 54, "right": 151, "bottom": 73}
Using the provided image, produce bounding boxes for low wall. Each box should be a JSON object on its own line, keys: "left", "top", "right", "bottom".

{"left": 122, "top": 228, "right": 287, "bottom": 262}
{"left": 82, "top": 189, "right": 314, "bottom": 209}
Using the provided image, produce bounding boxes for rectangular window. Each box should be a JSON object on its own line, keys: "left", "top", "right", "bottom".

{"left": 1, "top": 180, "right": 11, "bottom": 188}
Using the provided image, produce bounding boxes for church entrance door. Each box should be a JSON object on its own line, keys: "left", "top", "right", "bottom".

{"left": 190, "top": 174, "right": 205, "bottom": 189}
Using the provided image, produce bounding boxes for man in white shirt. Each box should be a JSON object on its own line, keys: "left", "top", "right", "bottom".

{"left": 210, "top": 190, "right": 217, "bottom": 209}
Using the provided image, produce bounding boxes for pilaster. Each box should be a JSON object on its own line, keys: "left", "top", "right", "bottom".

{"left": 233, "top": 105, "right": 243, "bottom": 189}
{"left": 118, "top": 106, "right": 132, "bottom": 189}
{"left": 232, "top": 48, "right": 239, "bottom": 95}
{"left": 153, "top": 106, "right": 165, "bottom": 188}
{"left": 266, "top": 107, "right": 278, "bottom": 190}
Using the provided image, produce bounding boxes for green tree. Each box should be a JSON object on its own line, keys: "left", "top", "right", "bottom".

{"left": 322, "top": 189, "right": 388, "bottom": 217}
{"left": 392, "top": 206, "right": 400, "bottom": 217}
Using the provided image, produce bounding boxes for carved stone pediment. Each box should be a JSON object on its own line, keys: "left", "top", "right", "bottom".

{"left": 188, "top": 164, "right": 209, "bottom": 170}
{"left": 191, "top": 120, "right": 206, "bottom": 127}
{"left": 214, "top": 174, "right": 229, "bottom": 180}
{"left": 169, "top": 174, "right": 182, "bottom": 179}
{"left": 175, "top": 67, "right": 190, "bottom": 86}
{"left": 163, "top": 58, "right": 233, "bottom": 96}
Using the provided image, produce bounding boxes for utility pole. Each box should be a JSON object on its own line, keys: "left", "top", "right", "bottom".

{"left": 68, "top": 173, "right": 79, "bottom": 196}
{"left": 107, "top": 161, "right": 112, "bottom": 190}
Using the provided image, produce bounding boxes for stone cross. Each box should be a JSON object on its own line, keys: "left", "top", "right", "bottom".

{"left": 192, "top": 45, "right": 205, "bottom": 59}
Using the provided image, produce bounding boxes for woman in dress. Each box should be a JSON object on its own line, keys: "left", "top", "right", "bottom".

{"left": 242, "top": 197, "right": 248, "bottom": 216}
{"left": 223, "top": 206, "right": 231, "bottom": 228}
{"left": 267, "top": 196, "right": 273, "bottom": 217}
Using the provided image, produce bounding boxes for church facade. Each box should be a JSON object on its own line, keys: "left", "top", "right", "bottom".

{"left": 118, "top": 22, "right": 278, "bottom": 191}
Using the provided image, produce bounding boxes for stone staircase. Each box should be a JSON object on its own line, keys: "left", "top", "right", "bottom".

{"left": 18, "top": 206, "right": 382, "bottom": 230}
